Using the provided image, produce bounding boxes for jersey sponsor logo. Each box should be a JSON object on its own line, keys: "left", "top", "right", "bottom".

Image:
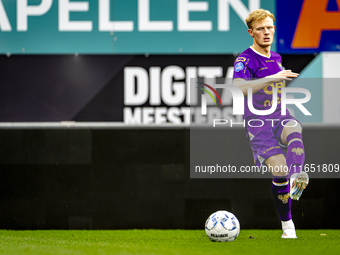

{"left": 264, "top": 97, "right": 281, "bottom": 107}
{"left": 263, "top": 82, "right": 285, "bottom": 107}
{"left": 278, "top": 193, "right": 290, "bottom": 204}
{"left": 236, "top": 57, "right": 246, "bottom": 62}
{"left": 263, "top": 81, "right": 285, "bottom": 95}
{"left": 235, "top": 62, "right": 244, "bottom": 72}
{"left": 259, "top": 67, "right": 268, "bottom": 71}
{"left": 291, "top": 148, "right": 304, "bottom": 155}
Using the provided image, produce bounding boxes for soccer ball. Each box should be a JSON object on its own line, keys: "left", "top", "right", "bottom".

{"left": 205, "top": 210, "right": 240, "bottom": 242}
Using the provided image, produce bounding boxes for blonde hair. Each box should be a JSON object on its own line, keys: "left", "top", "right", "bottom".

{"left": 246, "top": 9, "right": 275, "bottom": 29}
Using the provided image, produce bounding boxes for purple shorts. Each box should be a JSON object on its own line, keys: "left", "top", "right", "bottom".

{"left": 245, "top": 112, "right": 302, "bottom": 168}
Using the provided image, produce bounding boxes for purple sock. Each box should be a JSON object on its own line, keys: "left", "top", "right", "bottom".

{"left": 286, "top": 132, "right": 305, "bottom": 177}
{"left": 272, "top": 176, "right": 292, "bottom": 221}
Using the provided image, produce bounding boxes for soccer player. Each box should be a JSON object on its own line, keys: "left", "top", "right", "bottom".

{"left": 232, "top": 9, "right": 309, "bottom": 238}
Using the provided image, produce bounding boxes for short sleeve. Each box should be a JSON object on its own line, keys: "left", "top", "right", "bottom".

{"left": 278, "top": 56, "right": 283, "bottom": 70}
{"left": 232, "top": 55, "right": 254, "bottom": 81}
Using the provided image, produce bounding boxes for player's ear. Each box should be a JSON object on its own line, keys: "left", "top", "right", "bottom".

{"left": 248, "top": 29, "right": 253, "bottom": 37}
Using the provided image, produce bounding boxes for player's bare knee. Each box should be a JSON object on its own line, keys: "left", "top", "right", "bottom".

{"left": 265, "top": 154, "right": 288, "bottom": 176}
{"left": 269, "top": 163, "right": 288, "bottom": 176}
{"left": 271, "top": 169, "right": 288, "bottom": 177}
{"left": 281, "top": 121, "right": 302, "bottom": 144}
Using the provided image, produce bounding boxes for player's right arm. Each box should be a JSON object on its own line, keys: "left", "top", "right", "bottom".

{"left": 232, "top": 56, "right": 298, "bottom": 96}
{"left": 233, "top": 70, "right": 299, "bottom": 96}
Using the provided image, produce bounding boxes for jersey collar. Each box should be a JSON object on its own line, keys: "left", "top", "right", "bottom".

{"left": 250, "top": 46, "right": 271, "bottom": 59}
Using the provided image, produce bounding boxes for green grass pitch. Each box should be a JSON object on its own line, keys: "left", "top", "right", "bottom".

{"left": 0, "top": 229, "right": 339, "bottom": 255}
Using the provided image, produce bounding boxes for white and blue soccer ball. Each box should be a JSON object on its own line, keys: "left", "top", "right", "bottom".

{"left": 205, "top": 210, "right": 240, "bottom": 242}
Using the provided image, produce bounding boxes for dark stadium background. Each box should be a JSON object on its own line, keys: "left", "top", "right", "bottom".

{"left": 1, "top": 0, "right": 340, "bottom": 231}
{"left": 1, "top": 54, "right": 339, "bottom": 230}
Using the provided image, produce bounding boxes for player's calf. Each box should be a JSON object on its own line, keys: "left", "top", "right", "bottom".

{"left": 285, "top": 132, "right": 309, "bottom": 200}
{"left": 272, "top": 176, "right": 291, "bottom": 221}
{"left": 271, "top": 176, "right": 298, "bottom": 238}
{"left": 286, "top": 132, "right": 305, "bottom": 176}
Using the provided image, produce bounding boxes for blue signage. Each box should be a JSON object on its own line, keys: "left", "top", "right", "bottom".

{"left": 277, "top": 0, "right": 340, "bottom": 53}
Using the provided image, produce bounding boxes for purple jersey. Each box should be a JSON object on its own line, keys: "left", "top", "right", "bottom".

{"left": 232, "top": 47, "right": 287, "bottom": 120}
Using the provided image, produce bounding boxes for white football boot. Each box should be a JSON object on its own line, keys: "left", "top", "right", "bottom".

{"left": 281, "top": 220, "right": 297, "bottom": 239}
{"left": 290, "top": 171, "right": 309, "bottom": 201}
{"left": 282, "top": 229, "right": 297, "bottom": 239}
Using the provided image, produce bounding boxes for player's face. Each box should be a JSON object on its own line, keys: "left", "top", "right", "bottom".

{"left": 248, "top": 17, "right": 275, "bottom": 48}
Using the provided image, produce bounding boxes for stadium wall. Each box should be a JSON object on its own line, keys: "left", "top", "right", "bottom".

{"left": 0, "top": 127, "right": 339, "bottom": 230}
{"left": 0, "top": 54, "right": 315, "bottom": 123}
{"left": 1, "top": 0, "right": 340, "bottom": 232}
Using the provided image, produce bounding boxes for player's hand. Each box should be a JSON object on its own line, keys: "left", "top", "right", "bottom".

{"left": 268, "top": 70, "right": 299, "bottom": 82}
